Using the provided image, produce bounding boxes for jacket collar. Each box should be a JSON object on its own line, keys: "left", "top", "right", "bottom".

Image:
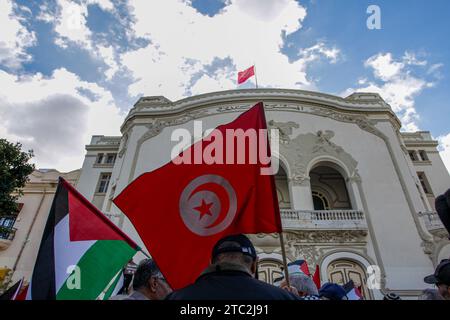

{"left": 199, "top": 262, "right": 253, "bottom": 278}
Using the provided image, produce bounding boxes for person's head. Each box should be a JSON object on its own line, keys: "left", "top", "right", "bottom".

{"left": 435, "top": 189, "right": 450, "bottom": 236}
{"left": 424, "top": 259, "right": 450, "bottom": 300}
{"left": 211, "top": 234, "right": 258, "bottom": 276}
{"left": 132, "top": 258, "right": 172, "bottom": 300}
{"left": 318, "top": 282, "right": 348, "bottom": 300}
{"left": 280, "top": 273, "right": 318, "bottom": 297}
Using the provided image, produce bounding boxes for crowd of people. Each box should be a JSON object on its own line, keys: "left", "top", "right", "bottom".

{"left": 110, "top": 189, "right": 450, "bottom": 301}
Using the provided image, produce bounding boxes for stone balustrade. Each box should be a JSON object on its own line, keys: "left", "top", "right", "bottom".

{"left": 418, "top": 211, "right": 446, "bottom": 233}
{"left": 280, "top": 209, "right": 367, "bottom": 230}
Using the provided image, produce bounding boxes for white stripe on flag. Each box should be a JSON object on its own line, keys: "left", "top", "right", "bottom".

{"left": 54, "top": 214, "right": 95, "bottom": 293}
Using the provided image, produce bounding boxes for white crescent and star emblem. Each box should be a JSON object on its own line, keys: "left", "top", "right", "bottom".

{"left": 179, "top": 174, "right": 237, "bottom": 236}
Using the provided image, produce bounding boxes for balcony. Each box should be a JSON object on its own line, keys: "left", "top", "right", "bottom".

{"left": 0, "top": 227, "right": 17, "bottom": 250}
{"left": 280, "top": 209, "right": 368, "bottom": 231}
{"left": 418, "top": 211, "right": 448, "bottom": 236}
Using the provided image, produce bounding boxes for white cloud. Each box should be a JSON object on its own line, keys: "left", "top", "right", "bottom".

{"left": 0, "top": 68, "right": 124, "bottom": 171}
{"left": 54, "top": 0, "right": 92, "bottom": 49}
{"left": 438, "top": 133, "right": 450, "bottom": 174}
{"left": 121, "top": 0, "right": 339, "bottom": 100}
{"left": 87, "top": 0, "right": 114, "bottom": 12}
{"left": 365, "top": 53, "right": 404, "bottom": 81}
{"left": 346, "top": 52, "right": 435, "bottom": 131}
{"left": 97, "top": 45, "right": 119, "bottom": 80}
{"left": 403, "top": 51, "right": 427, "bottom": 66}
{"left": 299, "top": 42, "right": 340, "bottom": 64}
{"left": 49, "top": 0, "right": 123, "bottom": 79}
{"left": 0, "top": 0, "right": 36, "bottom": 68}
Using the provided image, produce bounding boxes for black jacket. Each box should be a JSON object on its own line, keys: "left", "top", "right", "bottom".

{"left": 166, "top": 263, "right": 299, "bottom": 300}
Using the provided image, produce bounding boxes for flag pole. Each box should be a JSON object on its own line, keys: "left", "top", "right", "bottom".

{"left": 260, "top": 101, "right": 289, "bottom": 287}
{"left": 279, "top": 231, "right": 290, "bottom": 287}
{"left": 254, "top": 63, "right": 258, "bottom": 89}
{"left": 138, "top": 247, "right": 151, "bottom": 259}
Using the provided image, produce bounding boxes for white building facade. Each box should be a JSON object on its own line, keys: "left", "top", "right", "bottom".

{"left": 72, "top": 89, "right": 450, "bottom": 299}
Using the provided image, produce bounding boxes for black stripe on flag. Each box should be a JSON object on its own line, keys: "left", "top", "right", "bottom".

{"left": 0, "top": 279, "right": 22, "bottom": 300}
{"left": 29, "top": 178, "right": 69, "bottom": 300}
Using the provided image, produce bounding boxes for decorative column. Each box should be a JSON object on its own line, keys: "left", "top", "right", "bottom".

{"left": 289, "top": 176, "right": 314, "bottom": 210}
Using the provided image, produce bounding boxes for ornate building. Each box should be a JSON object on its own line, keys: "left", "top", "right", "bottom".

{"left": 3, "top": 89, "right": 449, "bottom": 299}
{"left": 74, "top": 89, "right": 450, "bottom": 299}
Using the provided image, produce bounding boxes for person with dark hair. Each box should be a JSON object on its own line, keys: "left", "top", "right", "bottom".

{"left": 435, "top": 189, "right": 450, "bottom": 236}
{"left": 421, "top": 259, "right": 450, "bottom": 300}
{"left": 166, "top": 234, "right": 298, "bottom": 300}
{"left": 123, "top": 258, "right": 172, "bottom": 300}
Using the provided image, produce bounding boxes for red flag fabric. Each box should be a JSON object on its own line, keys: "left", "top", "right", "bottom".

{"left": 15, "top": 283, "right": 28, "bottom": 301}
{"left": 237, "top": 65, "right": 255, "bottom": 84}
{"left": 313, "top": 265, "right": 321, "bottom": 289}
{"left": 113, "top": 102, "right": 281, "bottom": 290}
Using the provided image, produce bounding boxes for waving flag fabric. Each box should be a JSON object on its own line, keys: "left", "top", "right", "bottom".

{"left": 114, "top": 102, "right": 281, "bottom": 290}
{"left": 237, "top": 65, "right": 255, "bottom": 84}
{"left": 27, "top": 178, "right": 138, "bottom": 300}
{"left": 287, "top": 259, "right": 311, "bottom": 276}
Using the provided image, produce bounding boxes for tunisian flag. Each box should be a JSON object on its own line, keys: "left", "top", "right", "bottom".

{"left": 113, "top": 102, "right": 281, "bottom": 290}
{"left": 237, "top": 65, "right": 255, "bottom": 84}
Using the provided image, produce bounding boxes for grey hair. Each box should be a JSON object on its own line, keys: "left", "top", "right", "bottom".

{"left": 289, "top": 273, "right": 319, "bottom": 296}
{"left": 419, "top": 289, "right": 444, "bottom": 300}
{"left": 132, "top": 259, "right": 164, "bottom": 290}
{"left": 212, "top": 241, "right": 254, "bottom": 267}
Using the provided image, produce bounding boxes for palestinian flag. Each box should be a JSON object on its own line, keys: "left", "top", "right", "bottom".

{"left": 287, "top": 259, "right": 310, "bottom": 276}
{"left": 27, "top": 177, "right": 139, "bottom": 300}
{"left": 0, "top": 278, "right": 24, "bottom": 300}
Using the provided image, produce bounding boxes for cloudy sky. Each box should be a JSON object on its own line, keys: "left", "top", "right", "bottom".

{"left": 1, "top": 0, "right": 449, "bottom": 172}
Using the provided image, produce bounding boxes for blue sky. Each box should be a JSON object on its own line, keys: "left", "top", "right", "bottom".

{"left": 0, "top": 0, "right": 449, "bottom": 171}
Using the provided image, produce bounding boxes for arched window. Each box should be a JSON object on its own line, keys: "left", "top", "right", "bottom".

{"left": 309, "top": 164, "right": 352, "bottom": 210}
{"left": 312, "top": 191, "right": 330, "bottom": 210}
{"left": 258, "top": 259, "right": 284, "bottom": 285}
{"left": 327, "top": 259, "right": 372, "bottom": 299}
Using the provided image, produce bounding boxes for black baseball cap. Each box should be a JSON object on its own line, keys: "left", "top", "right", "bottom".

{"left": 211, "top": 234, "right": 257, "bottom": 260}
{"left": 435, "top": 189, "right": 450, "bottom": 235}
{"left": 424, "top": 259, "right": 450, "bottom": 286}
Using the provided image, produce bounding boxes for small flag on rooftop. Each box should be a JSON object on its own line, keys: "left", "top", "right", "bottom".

{"left": 237, "top": 65, "right": 256, "bottom": 85}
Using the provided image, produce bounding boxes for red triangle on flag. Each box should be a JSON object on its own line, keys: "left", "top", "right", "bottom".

{"left": 61, "top": 178, "right": 137, "bottom": 248}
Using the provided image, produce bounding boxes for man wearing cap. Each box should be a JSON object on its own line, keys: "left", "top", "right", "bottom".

{"left": 166, "top": 234, "right": 299, "bottom": 300}
{"left": 435, "top": 189, "right": 450, "bottom": 236}
{"left": 421, "top": 259, "right": 450, "bottom": 300}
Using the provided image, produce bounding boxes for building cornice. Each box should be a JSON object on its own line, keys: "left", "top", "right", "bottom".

{"left": 121, "top": 89, "right": 401, "bottom": 133}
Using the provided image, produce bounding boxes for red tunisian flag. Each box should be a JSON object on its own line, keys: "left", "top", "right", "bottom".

{"left": 237, "top": 65, "right": 255, "bottom": 84}
{"left": 113, "top": 102, "right": 281, "bottom": 290}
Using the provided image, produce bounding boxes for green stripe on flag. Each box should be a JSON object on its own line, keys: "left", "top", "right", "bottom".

{"left": 102, "top": 270, "right": 123, "bottom": 300}
{"left": 56, "top": 240, "right": 136, "bottom": 300}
